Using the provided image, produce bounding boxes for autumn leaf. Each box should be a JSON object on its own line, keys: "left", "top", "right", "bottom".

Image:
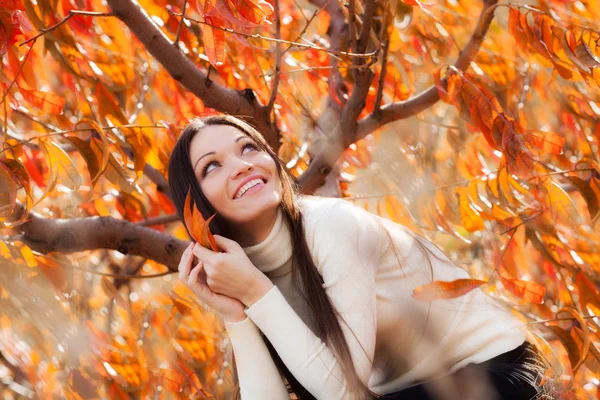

{"left": 412, "top": 279, "right": 487, "bottom": 301}
{"left": 498, "top": 276, "right": 546, "bottom": 304}
{"left": 19, "top": 87, "right": 65, "bottom": 115}
{"left": 201, "top": 15, "right": 226, "bottom": 67}
{"left": 526, "top": 130, "right": 566, "bottom": 155}
{"left": 101, "top": 277, "right": 130, "bottom": 311}
{"left": 184, "top": 186, "right": 218, "bottom": 251}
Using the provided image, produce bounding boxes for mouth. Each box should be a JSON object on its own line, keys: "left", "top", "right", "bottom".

{"left": 233, "top": 178, "right": 268, "bottom": 200}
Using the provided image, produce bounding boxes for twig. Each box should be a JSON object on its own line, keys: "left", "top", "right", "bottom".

{"left": 349, "top": 0, "right": 357, "bottom": 55}
{"left": 499, "top": 210, "right": 543, "bottom": 236}
{"left": 527, "top": 314, "right": 600, "bottom": 326}
{"left": 136, "top": 214, "right": 180, "bottom": 227}
{"left": 373, "top": 38, "right": 390, "bottom": 115}
{"left": 488, "top": 230, "right": 516, "bottom": 281}
{"left": 167, "top": 10, "right": 378, "bottom": 59}
{"left": 0, "top": 40, "right": 35, "bottom": 109}
{"left": 355, "top": 0, "right": 377, "bottom": 64}
{"left": 267, "top": 0, "right": 282, "bottom": 113}
{"left": 20, "top": 11, "right": 116, "bottom": 46}
{"left": 0, "top": 124, "right": 167, "bottom": 156}
{"left": 282, "top": 7, "right": 320, "bottom": 55}
{"left": 173, "top": 0, "right": 188, "bottom": 47}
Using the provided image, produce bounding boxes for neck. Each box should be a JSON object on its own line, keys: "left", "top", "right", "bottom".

{"left": 231, "top": 206, "right": 279, "bottom": 247}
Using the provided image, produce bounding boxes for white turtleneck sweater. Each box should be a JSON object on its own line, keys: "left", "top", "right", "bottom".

{"left": 224, "top": 195, "right": 526, "bottom": 399}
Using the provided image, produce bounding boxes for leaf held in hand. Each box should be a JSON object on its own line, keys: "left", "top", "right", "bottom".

{"left": 183, "top": 186, "right": 218, "bottom": 251}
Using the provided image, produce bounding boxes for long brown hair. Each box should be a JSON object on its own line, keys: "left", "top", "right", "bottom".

{"left": 167, "top": 114, "right": 435, "bottom": 399}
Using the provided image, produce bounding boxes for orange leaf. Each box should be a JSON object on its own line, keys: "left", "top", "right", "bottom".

{"left": 184, "top": 186, "right": 218, "bottom": 251}
{"left": 37, "top": 255, "right": 67, "bottom": 291}
{"left": 201, "top": 213, "right": 218, "bottom": 251}
{"left": 498, "top": 276, "right": 545, "bottom": 303}
{"left": 456, "top": 187, "right": 485, "bottom": 232}
{"left": 526, "top": 130, "right": 566, "bottom": 154}
{"left": 19, "top": 88, "right": 65, "bottom": 115}
{"left": 412, "top": 279, "right": 487, "bottom": 301}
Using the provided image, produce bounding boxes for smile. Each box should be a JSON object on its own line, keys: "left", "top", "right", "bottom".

{"left": 234, "top": 178, "right": 267, "bottom": 199}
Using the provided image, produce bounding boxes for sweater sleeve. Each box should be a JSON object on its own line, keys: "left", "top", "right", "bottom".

{"left": 244, "top": 200, "right": 383, "bottom": 399}
{"left": 224, "top": 316, "right": 291, "bottom": 399}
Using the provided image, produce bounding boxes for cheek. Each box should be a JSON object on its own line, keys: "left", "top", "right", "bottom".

{"left": 199, "top": 178, "right": 227, "bottom": 206}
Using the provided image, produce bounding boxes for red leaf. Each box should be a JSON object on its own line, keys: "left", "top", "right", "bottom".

{"left": 0, "top": 0, "right": 25, "bottom": 10}
{"left": 60, "top": 0, "right": 94, "bottom": 34}
{"left": 201, "top": 15, "right": 226, "bottom": 67}
{"left": 412, "top": 279, "right": 487, "bottom": 301}
{"left": 19, "top": 88, "right": 65, "bottom": 115}
{"left": 225, "top": 0, "right": 273, "bottom": 25}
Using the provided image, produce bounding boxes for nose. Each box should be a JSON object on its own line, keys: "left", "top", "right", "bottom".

{"left": 232, "top": 157, "right": 254, "bottom": 178}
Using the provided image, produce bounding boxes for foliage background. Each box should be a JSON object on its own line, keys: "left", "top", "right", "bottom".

{"left": 2, "top": 0, "right": 600, "bottom": 398}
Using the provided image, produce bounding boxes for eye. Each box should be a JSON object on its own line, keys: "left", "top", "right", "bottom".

{"left": 201, "top": 142, "right": 259, "bottom": 177}
{"left": 201, "top": 159, "right": 219, "bottom": 177}
{"left": 242, "top": 142, "right": 258, "bottom": 154}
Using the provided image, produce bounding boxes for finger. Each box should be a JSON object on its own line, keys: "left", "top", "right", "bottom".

{"left": 188, "top": 263, "right": 210, "bottom": 301}
{"left": 178, "top": 242, "right": 196, "bottom": 281}
{"left": 188, "top": 260, "right": 204, "bottom": 284}
{"left": 192, "top": 242, "right": 218, "bottom": 262}
{"left": 213, "top": 235, "right": 238, "bottom": 253}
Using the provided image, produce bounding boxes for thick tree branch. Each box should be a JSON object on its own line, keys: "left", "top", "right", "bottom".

{"left": 10, "top": 203, "right": 186, "bottom": 272}
{"left": 355, "top": 0, "right": 499, "bottom": 140}
{"left": 298, "top": 0, "right": 377, "bottom": 193}
{"left": 298, "top": 0, "right": 499, "bottom": 193}
{"left": 106, "top": 0, "right": 280, "bottom": 151}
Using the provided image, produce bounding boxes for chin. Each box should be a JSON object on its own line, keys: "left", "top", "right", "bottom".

{"left": 233, "top": 190, "right": 281, "bottom": 223}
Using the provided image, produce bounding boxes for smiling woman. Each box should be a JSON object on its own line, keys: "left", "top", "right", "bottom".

{"left": 167, "top": 115, "right": 548, "bottom": 400}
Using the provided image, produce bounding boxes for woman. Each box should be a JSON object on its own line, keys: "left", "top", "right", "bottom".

{"left": 168, "top": 115, "right": 548, "bottom": 400}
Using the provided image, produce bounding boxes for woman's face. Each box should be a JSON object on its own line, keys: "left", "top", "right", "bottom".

{"left": 189, "top": 124, "right": 282, "bottom": 225}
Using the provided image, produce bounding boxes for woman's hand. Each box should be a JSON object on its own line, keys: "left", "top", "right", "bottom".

{"left": 178, "top": 242, "right": 246, "bottom": 323}
{"left": 191, "top": 235, "right": 274, "bottom": 307}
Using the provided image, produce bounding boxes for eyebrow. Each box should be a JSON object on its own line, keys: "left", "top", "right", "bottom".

{"left": 193, "top": 135, "right": 248, "bottom": 172}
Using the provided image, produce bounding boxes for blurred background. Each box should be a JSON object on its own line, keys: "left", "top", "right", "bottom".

{"left": 1, "top": 0, "right": 600, "bottom": 398}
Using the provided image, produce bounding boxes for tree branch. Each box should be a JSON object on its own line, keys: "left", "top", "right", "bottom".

{"left": 309, "top": 0, "right": 349, "bottom": 109}
{"left": 266, "top": 0, "right": 281, "bottom": 114}
{"left": 173, "top": 0, "right": 187, "bottom": 47}
{"left": 105, "top": 0, "right": 280, "bottom": 151}
{"left": 355, "top": 0, "right": 499, "bottom": 140}
{"left": 10, "top": 203, "right": 186, "bottom": 272}
{"left": 298, "top": 0, "right": 377, "bottom": 194}
{"left": 298, "top": 0, "right": 499, "bottom": 193}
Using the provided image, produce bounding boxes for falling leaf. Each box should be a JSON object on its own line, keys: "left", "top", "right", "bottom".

{"left": 412, "top": 279, "right": 487, "bottom": 301}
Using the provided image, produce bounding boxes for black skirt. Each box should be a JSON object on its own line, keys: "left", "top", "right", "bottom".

{"left": 377, "top": 341, "right": 547, "bottom": 400}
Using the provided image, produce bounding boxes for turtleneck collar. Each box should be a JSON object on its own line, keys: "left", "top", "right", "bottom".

{"left": 242, "top": 206, "right": 293, "bottom": 279}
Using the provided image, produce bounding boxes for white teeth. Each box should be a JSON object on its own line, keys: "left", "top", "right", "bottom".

{"left": 235, "top": 178, "right": 264, "bottom": 199}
